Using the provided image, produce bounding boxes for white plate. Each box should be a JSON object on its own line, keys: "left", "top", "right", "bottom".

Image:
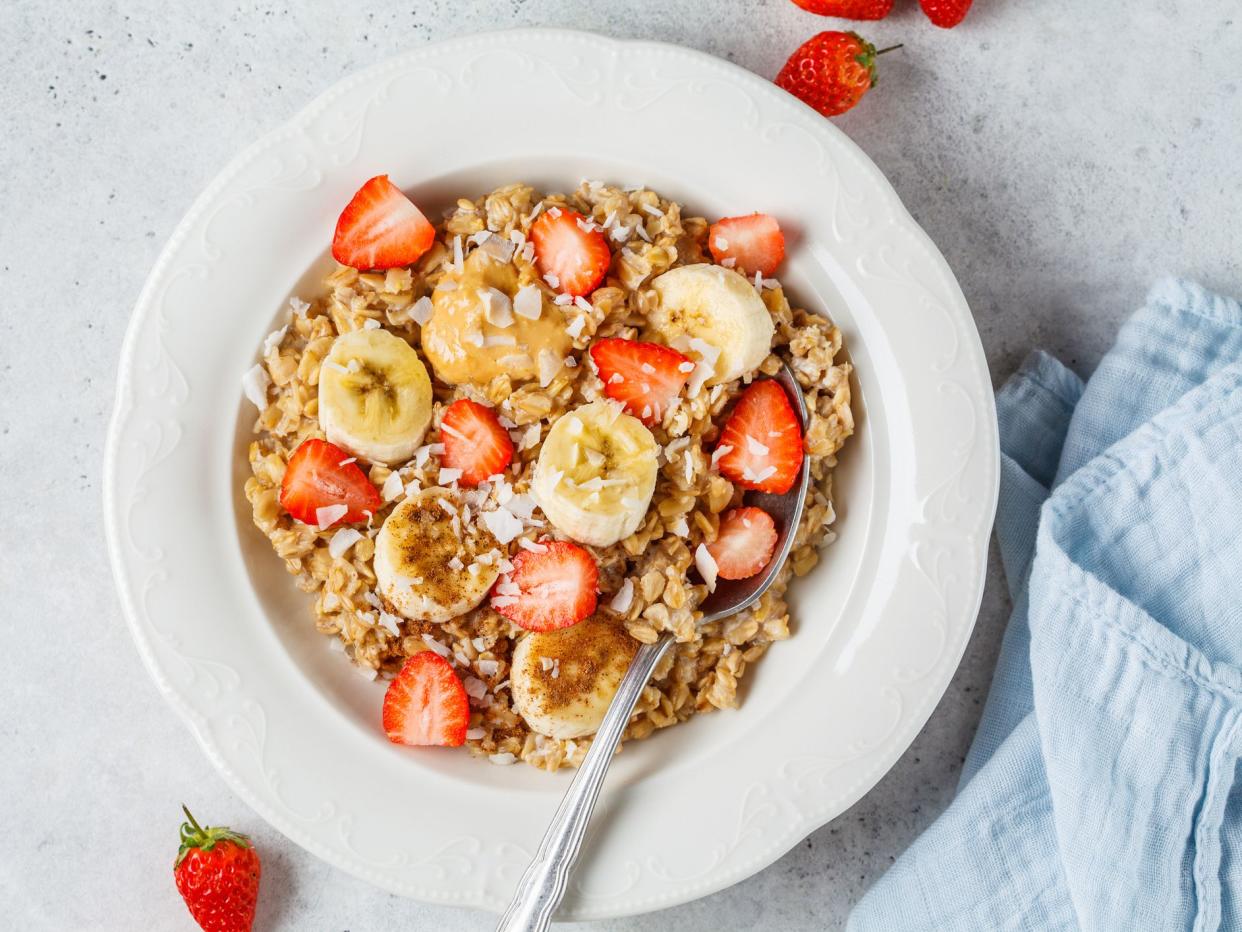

{"left": 104, "top": 28, "right": 997, "bottom": 920}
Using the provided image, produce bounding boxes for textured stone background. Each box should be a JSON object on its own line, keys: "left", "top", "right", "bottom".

{"left": 1, "top": 1, "right": 1238, "bottom": 929}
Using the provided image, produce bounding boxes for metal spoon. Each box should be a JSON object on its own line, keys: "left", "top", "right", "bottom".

{"left": 496, "top": 364, "right": 811, "bottom": 932}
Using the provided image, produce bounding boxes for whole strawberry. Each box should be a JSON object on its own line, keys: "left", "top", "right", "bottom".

{"left": 173, "top": 807, "right": 261, "bottom": 932}
{"left": 920, "top": 0, "right": 973, "bottom": 28}
{"left": 775, "top": 31, "right": 898, "bottom": 117}
{"left": 791, "top": 0, "right": 894, "bottom": 20}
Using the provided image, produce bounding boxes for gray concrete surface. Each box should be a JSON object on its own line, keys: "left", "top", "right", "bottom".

{"left": 1, "top": 1, "right": 1238, "bottom": 929}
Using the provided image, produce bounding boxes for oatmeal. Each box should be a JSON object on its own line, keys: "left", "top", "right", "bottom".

{"left": 243, "top": 178, "right": 854, "bottom": 770}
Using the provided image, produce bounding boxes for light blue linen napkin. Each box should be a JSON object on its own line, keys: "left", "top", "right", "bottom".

{"left": 849, "top": 279, "right": 1242, "bottom": 932}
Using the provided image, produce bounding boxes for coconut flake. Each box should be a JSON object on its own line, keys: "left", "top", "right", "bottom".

{"left": 479, "top": 287, "right": 514, "bottom": 326}
{"left": 537, "top": 349, "right": 561, "bottom": 388}
{"left": 513, "top": 284, "right": 542, "bottom": 320}
{"left": 422, "top": 634, "right": 451, "bottom": 658}
{"left": 438, "top": 467, "right": 463, "bottom": 485}
{"left": 711, "top": 444, "right": 733, "bottom": 466}
{"left": 289, "top": 296, "right": 310, "bottom": 317}
{"left": 452, "top": 234, "right": 464, "bottom": 270}
{"left": 746, "top": 436, "right": 770, "bottom": 456}
{"left": 241, "top": 364, "right": 271, "bottom": 408}
{"left": 410, "top": 295, "right": 434, "bottom": 326}
{"left": 553, "top": 292, "right": 574, "bottom": 307}
{"left": 641, "top": 203, "right": 665, "bottom": 218}
{"left": 477, "top": 659, "right": 500, "bottom": 678}
{"left": 519, "top": 423, "right": 542, "bottom": 450}
{"left": 565, "top": 315, "right": 587, "bottom": 339}
{"left": 609, "top": 578, "right": 635, "bottom": 614}
{"left": 328, "top": 527, "right": 362, "bottom": 559}
{"left": 263, "top": 325, "right": 287, "bottom": 356}
{"left": 714, "top": 236, "right": 729, "bottom": 251}
{"left": 479, "top": 235, "right": 516, "bottom": 264}
{"left": 315, "top": 503, "right": 349, "bottom": 530}
{"left": 481, "top": 507, "right": 524, "bottom": 544}
{"left": 695, "top": 543, "right": 719, "bottom": 592}
{"left": 466, "top": 726, "right": 486, "bottom": 740}
{"left": 382, "top": 472, "right": 405, "bottom": 503}
{"left": 543, "top": 272, "right": 561, "bottom": 289}
{"left": 742, "top": 464, "right": 778, "bottom": 484}
{"left": 362, "top": 318, "right": 382, "bottom": 330}
{"left": 720, "top": 257, "right": 737, "bottom": 269}
{"left": 489, "top": 752, "right": 517, "bottom": 766}
{"left": 518, "top": 538, "right": 549, "bottom": 553}
{"left": 378, "top": 611, "right": 402, "bottom": 636}
{"left": 670, "top": 516, "right": 690, "bottom": 536}
{"left": 484, "top": 334, "right": 517, "bottom": 347}
{"left": 573, "top": 295, "right": 592, "bottom": 313}
{"left": 505, "top": 495, "right": 538, "bottom": 520}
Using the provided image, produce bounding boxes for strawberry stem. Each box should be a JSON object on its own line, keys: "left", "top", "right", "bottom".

{"left": 182, "top": 804, "right": 204, "bottom": 836}
{"left": 875, "top": 44, "right": 903, "bottom": 56}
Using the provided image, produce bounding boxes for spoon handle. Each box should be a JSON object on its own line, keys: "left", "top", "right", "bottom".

{"left": 495, "top": 634, "right": 674, "bottom": 932}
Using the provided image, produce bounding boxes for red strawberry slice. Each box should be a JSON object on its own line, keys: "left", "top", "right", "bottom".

{"left": 529, "top": 208, "right": 612, "bottom": 297}
{"left": 715, "top": 380, "right": 805, "bottom": 494}
{"left": 492, "top": 540, "right": 598, "bottom": 632}
{"left": 708, "top": 214, "right": 786, "bottom": 277}
{"left": 382, "top": 651, "right": 470, "bottom": 747}
{"left": 440, "top": 399, "right": 514, "bottom": 486}
{"left": 589, "top": 338, "right": 692, "bottom": 424}
{"left": 708, "top": 507, "right": 779, "bottom": 580}
{"left": 331, "top": 174, "right": 436, "bottom": 271}
{"left": 279, "top": 438, "right": 382, "bottom": 526}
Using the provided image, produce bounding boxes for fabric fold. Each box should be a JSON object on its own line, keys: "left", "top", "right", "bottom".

{"left": 849, "top": 280, "right": 1242, "bottom": 932}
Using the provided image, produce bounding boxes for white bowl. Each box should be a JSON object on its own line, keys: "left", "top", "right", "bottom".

{"left": 104, "top": 28, "right": 997, "bottom": 920}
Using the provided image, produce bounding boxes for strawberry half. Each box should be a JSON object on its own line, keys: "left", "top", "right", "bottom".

{"left": 492, "top": 540, "right": 598, "bottom": 632}
{"left": 440, "top": 399, "right": 514, "bottom": 486}
{"left": 382, "top": 651, "right": 470, "bottom": 747}
{"left": 529, "top": 208, "right": 612, "bottom": 297}
{"left": 331, "top": 174, "right": 436, "bottom": 271}
{"left": 589, "top": 338, "right": 692, "bottom": 424}
{"left": 279, "top": 438, "right": 382, "bottom": 526}
{"left": 708, "top": 507, "right": 779, "bottom": 580}
{"left": 715, "top": 380, "right": 805, "bottom": 494}
{"left": 708, "top": 214, "right": 786, "bottom": 277}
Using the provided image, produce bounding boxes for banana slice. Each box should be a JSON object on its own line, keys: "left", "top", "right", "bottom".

{"left": 318, "top": 328, "right": 433, "bottom": 466}
{"left": 510, "top": 618, "right": 640, "bottom": 739}
{"left": 649, "top": 263, "right": 774, "bottom": 385}
{"left": 530, "top": 400, "right": 658, "bottom": 547}
{"left": 374, "top": 487, "right": 501, "bottom": 623}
